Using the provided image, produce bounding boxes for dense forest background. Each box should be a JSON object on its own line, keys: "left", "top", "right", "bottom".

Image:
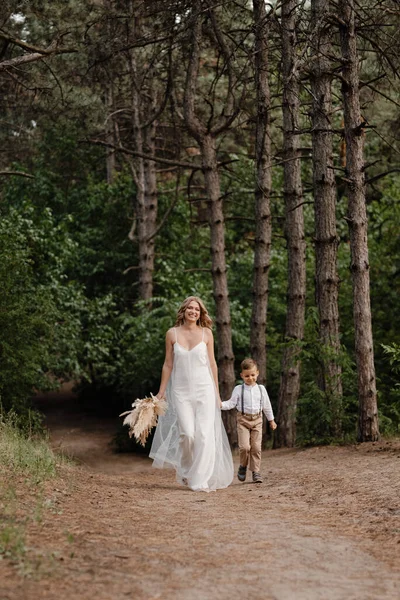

{"left": 1, "top": 0, "right": 400, "bottom": 447}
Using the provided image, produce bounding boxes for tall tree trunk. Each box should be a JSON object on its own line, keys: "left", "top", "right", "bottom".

{"left": 250, "top": 0, "right": 272, "bottom": 386}
{"left": 275, "top": 0, "right": 306, "bottom": 448}
{"left": 201, "top": 136, "right": 235, "bottom": 399}
{"left": 183, "top": 3, "right": 236, "bottom": 443}
{"left": 105, "top": 86, "right": 116, "bottom": 184}
{"left": 310, "top": 0, "right": 343, "bottom": 436}
{"left": 128, "top": 47, "right": 149, "bottom": 301}
{"left": 127, "top": 7, "right": 157, "bottom": 302}
{"left": 338, "top": 0, "right": 379, "bottom": 442}
{"left": 105, "top": 2, "right": 116, "bottom": 184}
{"left": 140, "top": 122, "right": 158, "bottom": 301}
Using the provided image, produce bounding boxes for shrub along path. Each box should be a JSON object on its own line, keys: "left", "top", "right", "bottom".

{"left": 1, "top": 392, "right": 400, "bottom": 600}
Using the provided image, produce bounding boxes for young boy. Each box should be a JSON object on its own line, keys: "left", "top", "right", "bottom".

{"left": 221, "top": 358, "right": 277, "bottom": 483}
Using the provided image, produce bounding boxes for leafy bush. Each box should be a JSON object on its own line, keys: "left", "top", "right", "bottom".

{"left": 295, "top": 308, "right": 358, "bottom": 445}
{"left": 0, "top": 208, "right": 58, "bottom": 424}
{"left": 380, "top": 343, "right": 400, "bottom": 435}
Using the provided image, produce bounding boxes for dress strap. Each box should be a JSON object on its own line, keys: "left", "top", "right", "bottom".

{"left": 174, "top": 327, "right": 178, "bottom": 343}
{"left": 202, "top": 327, "right": 205, "bottom": 342}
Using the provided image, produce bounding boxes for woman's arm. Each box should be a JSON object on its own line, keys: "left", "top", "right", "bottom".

{"left": 156, "top": 329, "right": 174, "bottom": 399}
{"left": 205, "top": 328, "right": 220, "bottom": 398}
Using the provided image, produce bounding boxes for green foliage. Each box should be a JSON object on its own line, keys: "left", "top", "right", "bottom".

{"left": 0, "top": 519, "right": 26, "bottom": 565}
{"left": 367, "top": 176, "right": 400, "bottom": 436}
{"left": 381, "top": 343, "right": 400, "bottom": 372}
{"left": 379, "top": 343, "right": 400, "bottom": 435}
{"left": 1, "top": 163, "right": 140, "bottom": 418}
{"left": 0, "top": 207, "right": 57, "bottom": 422}
{"left": 295, "top": 308, "right": 358, "bottom": 445}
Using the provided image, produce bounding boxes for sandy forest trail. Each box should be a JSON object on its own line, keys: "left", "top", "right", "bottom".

{"left": 2, "top": 390, "right": 400, "bottom": 600}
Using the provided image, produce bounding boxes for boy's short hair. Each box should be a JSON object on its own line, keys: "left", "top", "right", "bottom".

{"left": 240, "top": 358, "right": 258, "bottom": 371}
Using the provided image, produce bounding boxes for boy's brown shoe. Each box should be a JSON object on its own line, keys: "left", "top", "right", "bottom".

{"left": 252, "top": 472, "right": 263, "bottom": 483}
{"left": 237, "top": 465, "right": 247, "bottom": 482}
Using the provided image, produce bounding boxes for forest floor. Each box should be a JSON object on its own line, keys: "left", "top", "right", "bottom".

{"left": 1, "top": 388, "right": 400, "bottom": 600}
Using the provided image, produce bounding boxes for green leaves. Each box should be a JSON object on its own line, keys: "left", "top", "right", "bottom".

{"left": 381, "top": 343, "right": 400, "bottom": 372}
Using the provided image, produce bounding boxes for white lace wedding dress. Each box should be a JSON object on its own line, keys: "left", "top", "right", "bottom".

{"left": 149, "top": 328, "right": 234, "bottom": 492}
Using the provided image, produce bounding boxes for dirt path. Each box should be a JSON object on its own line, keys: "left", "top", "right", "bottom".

{"left": 1, "top": 391, "right": 400, "bottom": 600}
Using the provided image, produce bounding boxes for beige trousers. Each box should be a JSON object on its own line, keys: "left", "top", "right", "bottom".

{"left": 237, "top": 412, "right": 263, "bottom": 473}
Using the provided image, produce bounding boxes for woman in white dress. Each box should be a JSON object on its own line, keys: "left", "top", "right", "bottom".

{"left": 149, "top": 296, "right": 234, "bottom": 492}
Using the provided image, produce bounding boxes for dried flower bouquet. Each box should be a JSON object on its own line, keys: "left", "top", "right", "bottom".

{"left": 119, "top": 393, "right": 167, "bottom": 446}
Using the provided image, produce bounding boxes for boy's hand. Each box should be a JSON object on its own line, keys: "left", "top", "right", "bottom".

{"left": 269, "top": 419, "right": 277, "bottom": 430}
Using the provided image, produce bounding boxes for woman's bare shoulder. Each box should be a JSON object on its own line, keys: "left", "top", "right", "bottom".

{"left": 166, "top": 327, "right": 176, "bottom": 340}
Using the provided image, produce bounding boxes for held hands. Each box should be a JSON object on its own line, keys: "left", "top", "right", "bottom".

{"left": 269, "top": 419, "right": 278, "bottom": 430}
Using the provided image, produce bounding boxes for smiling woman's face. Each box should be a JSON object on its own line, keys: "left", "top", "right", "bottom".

{"left": 185, "top": 300, "right": 201, "bottom": 323}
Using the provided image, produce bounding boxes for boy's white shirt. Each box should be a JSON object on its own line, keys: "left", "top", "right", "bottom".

{"left": 221, "top": 383, "right": 274, "bottom": 421}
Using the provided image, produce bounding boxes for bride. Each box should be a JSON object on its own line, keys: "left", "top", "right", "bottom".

{"left": 149, "top": 296, "right": 234, "bottom": 492}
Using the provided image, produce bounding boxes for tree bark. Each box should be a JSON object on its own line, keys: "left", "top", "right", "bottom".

{"left": 105, "top": 85, "right": 116, "bottom": 185}
{"left": 127, "top": 4, "right": 158, "bottom": 302}
{"left": 201, "top": 136, "right": 235, "bottom": 400}
{"left": 183, "top": 2, "right": 236, "bottom": 443}
{"left": 250, "top": 0, "right": 272, "bottom": 386}
{"left": 275, "top": 0, "right": 306, "bottom": 448}
{"left": 104, "top": 0, "right": 116, "bottom": 185}
{"left": 338, "top": 0, "right": 379, "bottom": 442}
{"left": 310, "top": 0, "right": 343, "bottom": 436}
{"left": 137, "top": 122, "right": 158, "bottom": 302}
{"left": 0, "top": 37, "right": 76, "bottom": 72}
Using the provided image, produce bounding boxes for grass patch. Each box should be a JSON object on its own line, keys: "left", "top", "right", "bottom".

{"left": 0, "top": 412, "right": 71, "bottom": 574}
{"left": 0, "top": 412, "right": 64, "bottom": 480}
{"left": 0, "top": 520, "right": 26, "bottom": 563}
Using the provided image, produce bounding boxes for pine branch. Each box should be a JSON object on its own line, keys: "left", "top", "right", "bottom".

{"left": 0, "top": 31, "right": 77, "bottom": 72}
{"left": 365, "top": 169, "right": 400, "bottom": 185}
{"left": 83, "top": 139, "right": 201, "bottom": 170}
{"left": 0, "top": 170, "right": 34, "bottom": 178}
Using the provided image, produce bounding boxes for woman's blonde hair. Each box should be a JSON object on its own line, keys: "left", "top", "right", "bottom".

{"left": 174, "top": 296, "right": 213, "bottom": 329}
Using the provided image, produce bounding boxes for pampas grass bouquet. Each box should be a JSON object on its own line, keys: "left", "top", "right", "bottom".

{"left": 119, "top": 393, "right": 167, "bottom": 446}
